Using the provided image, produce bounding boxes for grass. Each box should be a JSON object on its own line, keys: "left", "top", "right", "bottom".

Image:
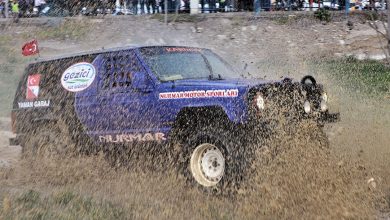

{"left": 0, "top": 37, "right": 27, "bottom": 117}
{"left": 326, "top": 57, "right": 390, "bottom": 97}
{"left": 23, "top": 20, "right": 91, "bottom": 41}
{"left": 0, "top": 190, "right": 125, "bottom": 220}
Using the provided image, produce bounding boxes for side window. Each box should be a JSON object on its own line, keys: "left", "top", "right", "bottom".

{"left": 99, "top": 51, "right": 142, "bottom": 92}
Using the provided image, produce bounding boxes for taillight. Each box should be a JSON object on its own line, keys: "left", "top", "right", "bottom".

{"left": 11, "top": 112, "right": 16, "bottom": 133}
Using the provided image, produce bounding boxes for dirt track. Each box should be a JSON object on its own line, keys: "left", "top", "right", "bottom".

{"left": 0, "top": 13, "right": 390, "bottom": 219}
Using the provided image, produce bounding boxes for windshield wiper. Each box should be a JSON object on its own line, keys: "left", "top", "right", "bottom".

{"left": 200, "top": 54, "right": 216, "bottom": 80}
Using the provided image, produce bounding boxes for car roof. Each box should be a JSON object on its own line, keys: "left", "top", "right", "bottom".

{"left": 30, "top": 45, "right": 205, "bottom": 64}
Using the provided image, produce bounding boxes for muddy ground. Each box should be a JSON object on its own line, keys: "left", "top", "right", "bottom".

{"left": 0, "top": 12, "right": 389, "bottom": 219}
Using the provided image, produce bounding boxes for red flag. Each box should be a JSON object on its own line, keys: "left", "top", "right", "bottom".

{"left": 22, "top": 40, "right": 39, "bottom": 56}
{"left": 26, "top": 74, "right": 41, "bottom": 100}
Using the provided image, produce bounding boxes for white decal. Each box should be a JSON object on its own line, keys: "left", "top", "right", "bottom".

{"left": 26, "top": 74, "right": 41, "bottom": 100}
{"left": 61, "top": 62, "right": 96, "bottom": 92}
{"left": 18, "top": 100, "right": 50, "bottom": 108}
{"left": 99, "top": 133, "right": 167, "bottom": 143}
{"left": 159, "top": 89, "right": 239, "bottom": 100}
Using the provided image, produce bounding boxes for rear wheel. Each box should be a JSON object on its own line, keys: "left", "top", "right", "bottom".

{"left": 22, "top": 121, "right": 76, "bottom": 158}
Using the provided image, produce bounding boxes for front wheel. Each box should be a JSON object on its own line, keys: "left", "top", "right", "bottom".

{"left": 190, "top": 143, "right": 226, "bottom": 187}
{"left": 178, "top": 126, "right": 251, "bottom": 194}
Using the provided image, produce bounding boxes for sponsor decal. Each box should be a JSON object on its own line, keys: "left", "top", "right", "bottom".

{"left": 26, "top": 74, "right": 41, "bottom": 100}
{"left": 165, "top": 47, "right": 202, "bottom": 53}
{"left": 159, "top": 89, "right": 239, "bottom": 100}
{"left": 18, "top": 100, "right": 50, "bottom": 109}
{"left": 99, "top": 133, "right": 167, "bottom": 143}
{"left": 61, "top": 62, "right": 96, "bottom": 92}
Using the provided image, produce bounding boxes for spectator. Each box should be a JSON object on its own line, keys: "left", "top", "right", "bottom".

{"left": 11, "top": 0, "right": 20, "bottom": 23}
{"left": 34, "top": 0, "right": 46, "bottom": 14}
{"left": 0, "top": 0, "right": 5, "bottom": 18}
{"left": 200, "top": 0, "right": 206, "bottom": 12}
{"left": 330, "top": 0, "right": 336, "bottom": 9}
{"left": 132, "top": 0, "right": 138, "bottom": 14}
{"left": 146, "top": 0, "right": 156, "bottom": 13}
{"left": 209, "top": 0, "right": 217, "bottom": 12}
{"left": 26, "top": 0, "right": 33, "bottom": 14}
{"left": 167, "top": 0, "right": 175, "bottom": 12}
{"left": 19, "top": 0, "right": 27, "bottom": 16}
{"left": 219, "top": 0, "right": 226, "bottom": 11}
{"left": 125, "top": 0, "right": 131, "bottom": 12}
{"left": 159, "top": 0, "right": 165, "bottom": 13}
{"left": 140, "top": 0, "right": 145, "bottom": 13}
{"left": 183, "top": 0, "right": 190, "bottom": 12}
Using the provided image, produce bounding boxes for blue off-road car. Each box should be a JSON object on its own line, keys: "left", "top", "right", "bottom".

{"left": 10, "top": 46, "right": 338, "bottom": 191}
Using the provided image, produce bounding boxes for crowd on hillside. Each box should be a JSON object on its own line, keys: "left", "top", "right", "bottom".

{"left": 0, "top": 0, "right": 231, "bottom": 18}
{"left": 0, "top": 0, "right": 386, "bottom": 19}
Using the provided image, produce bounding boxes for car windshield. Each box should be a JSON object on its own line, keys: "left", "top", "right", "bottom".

{"left": 139, "top": 47, "right": 240, "bottom": 81}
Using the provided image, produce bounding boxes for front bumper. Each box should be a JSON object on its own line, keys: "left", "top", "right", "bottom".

{"left": 303, "top": 111, "right": 340, "bottom": 124}
{"left": 317, "top": 112, "right": 340, "bottom": 123}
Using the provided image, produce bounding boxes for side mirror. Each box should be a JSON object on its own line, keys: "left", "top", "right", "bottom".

{"left": 132, "top": 72, "right": 153, "bottom": 92}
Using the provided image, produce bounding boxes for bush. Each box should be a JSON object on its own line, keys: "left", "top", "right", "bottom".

{"left": 314, "top": 9, "right": 331, "bottom": 22}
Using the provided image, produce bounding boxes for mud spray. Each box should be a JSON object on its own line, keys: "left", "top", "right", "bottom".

{"left": 1, "top": 81, "right": 389, "bottom": 219}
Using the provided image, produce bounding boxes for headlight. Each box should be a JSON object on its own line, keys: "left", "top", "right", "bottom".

{"left": 255, "top": 93, "right": 265, "bottom": 110}
{"left": 304, "top": 100, "right": 311, "bottom": 113}
{"left": 321, "top": 92, "right": 328, "bottom": 103}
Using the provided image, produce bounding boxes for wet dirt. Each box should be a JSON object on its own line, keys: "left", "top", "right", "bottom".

{"left": 0, "top": 13, "right": 389, "bottom": 219}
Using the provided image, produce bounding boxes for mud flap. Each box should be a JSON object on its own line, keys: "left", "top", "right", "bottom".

{"left": 9, "top": 137, "right": 20, "bottom": 146}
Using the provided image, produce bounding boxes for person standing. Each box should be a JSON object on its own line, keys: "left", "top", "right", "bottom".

{"left": 19, "top": 0, "right": 25, "bottom": 16}
{"left": 11, "top": 0, "right": 20, "bottom": 23}
{"left": 0, "top": 0, "right": 5, "bottom": 18}
{"left": 209, "top": 0, "right": 216, "bottom": 12}
{"left": 34, "top": 0, "right": 46, "bottom": 14}
{"left": 146, "top": 0, "right": 156, "bottom": 13}
{"left": 219, "top": 0, "right": 225, "bottom": 11}
{"left": 139, "top": 0, "right": 145, "bottom": 13}
{"left": 183, "top": 0, "right": 190, "bottom": 12}
{"left": 200, "top": 0, "right": 206, "bottom": 12}
{"left": 132, "top": 0, "right": 138, "bottom": 14}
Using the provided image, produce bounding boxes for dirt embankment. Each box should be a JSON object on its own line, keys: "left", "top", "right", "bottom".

{"left": 0, "top": 13, "right": 389, "bottom": 219}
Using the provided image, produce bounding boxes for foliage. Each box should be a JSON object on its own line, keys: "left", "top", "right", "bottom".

{"left": 327, "top": 57, "right": 390, "bottom": 96}
{"left": 314, "top": 8, "right": 331, "bottom": 22}
{"left": 364, "top": 11, "right": 381, "bottom": 21}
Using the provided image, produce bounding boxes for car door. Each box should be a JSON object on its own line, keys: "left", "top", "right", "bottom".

{"left": 76, "top": 50, "right": 160, "bottom": 138}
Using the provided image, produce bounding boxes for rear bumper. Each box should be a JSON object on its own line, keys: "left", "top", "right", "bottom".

{"left": 9, "top": 137, "right": 19, "bottom": 146}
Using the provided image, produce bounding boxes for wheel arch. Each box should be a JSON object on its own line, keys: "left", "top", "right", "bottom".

{"left": 173, "top": 105, "right": 231, "bottom": 130}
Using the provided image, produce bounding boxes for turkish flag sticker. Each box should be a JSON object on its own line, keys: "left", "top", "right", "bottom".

{"left": 26, "top": 74, "right": 41, "bottom": 100}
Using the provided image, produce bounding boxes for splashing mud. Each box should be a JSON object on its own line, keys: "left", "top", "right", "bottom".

{"left": 1, "top": 117, "right": 388, "bottom": 219}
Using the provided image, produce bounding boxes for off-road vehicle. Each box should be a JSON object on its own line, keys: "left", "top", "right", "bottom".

{"left": 10, "top": 46, "right": 339, "bottom": 191}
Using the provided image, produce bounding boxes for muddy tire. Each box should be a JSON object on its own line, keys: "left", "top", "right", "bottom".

{"left": 178, "top": 126, "right": 251, "bottom": 194}
{"left": 22, "top": 122, "right": 77, "bottom": 158}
